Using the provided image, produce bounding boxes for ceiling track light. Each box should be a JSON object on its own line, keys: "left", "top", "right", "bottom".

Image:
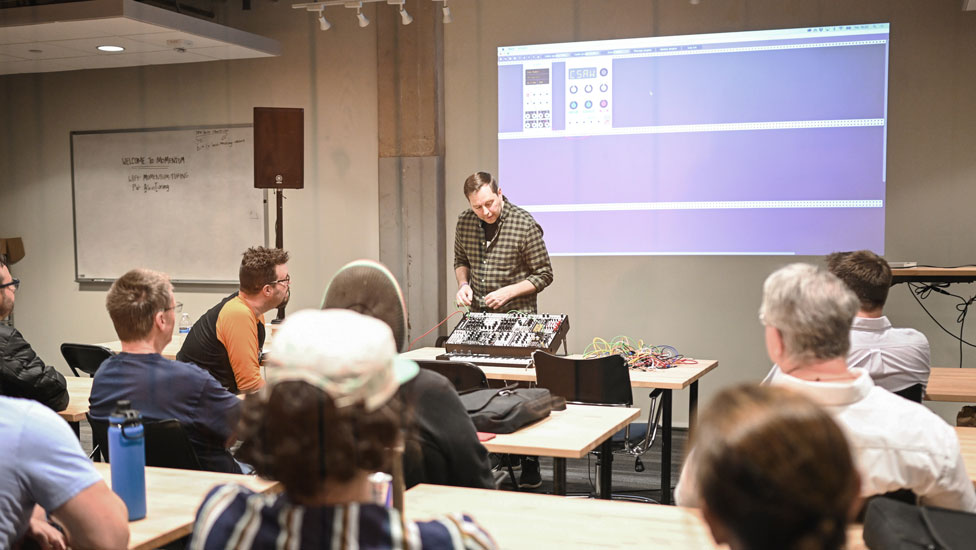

{"left": 434, "top": 0, "right": 451, "bottom": 24}
{"left": 399, "top": 5, "right": 413, "bottom": 25}
{"left": 292, "top": 0, "right": 453, "bottom": 29}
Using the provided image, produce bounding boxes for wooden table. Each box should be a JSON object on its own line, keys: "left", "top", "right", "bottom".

{"left": 100, "top": 339, "right": 269, "bottom": 366}
{"left": 401, "top": 347, "right": 719, "bottom": 504}
{"left": 405, "top": 483, "right": 721, "bottom": 549}
{"left": 405, "top": 484, "right": 869, "bottom": 550}
{"left": 955, "top": 427, "right": 976, "bottom": 488}
{"left": 925, "top": 368, "right": 976, "bottom": 402}
{"left": 60, "top": 376, "right": 94, "bottom": 437}
{"left": 101, "top": 340, "right": 180, "bottom": 360}
{"left": 483, "top": 404, "right": 639, "bottom": 499}
{"left": 94, "top": 463, "right": 277, "bottom": 550}
{"left": 891, "top": 267, "right": 976, "bottom": 284}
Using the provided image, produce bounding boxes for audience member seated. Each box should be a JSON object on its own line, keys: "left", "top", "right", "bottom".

{"left": 177, "top": 246, "right": 290, "bottom": 394}
{"left": 89, "top": 268, "right": 242, "bottom": 473}
{"left": 679, "top": 263, "right": 976, "bottom": 512}
{"left": 828, "top": 250, "right": 930, "bottom": 398}
{"left": 763, "top": 250, "right": 930, "bottom": 400}
{"left": 190, "top": 309, "right": 497, "bottom": 550}
{"left": 693, "top": 385, "right": 860, "bottom": 550}
{"left": 0, "top": 395, "right": 128, "bottom": 549}
{"left": 0, "top": 257, "right": 69, "bottom": 411}
{"left": 322, "top": 259, "right": 495, "bottom": 489}
{"left": 396, "top": 370, "right": 497, "bottom": 489}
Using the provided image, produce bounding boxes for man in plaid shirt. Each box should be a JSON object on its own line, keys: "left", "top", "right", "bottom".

{"left": 453, "top": 171, "right": 553, "bottom": 489}
{"left": 454, "top": 172, "right": 554, "bottom": 314}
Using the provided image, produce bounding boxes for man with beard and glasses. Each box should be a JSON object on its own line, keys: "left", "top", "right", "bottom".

{"left": 178, "top": 246, "right": 290, "bottom": 394}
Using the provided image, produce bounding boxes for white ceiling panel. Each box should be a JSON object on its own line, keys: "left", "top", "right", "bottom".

{"left": 126, "top": 30, "right": 228, "bottom": 49}
{"left": 0, "top": 0, "right": 279, "bottom": 75}
{"left": 0, "top": 41, "right": 92, "bottom": 59}
{"left": 50, "top": 35, "right": 169, "bottom": 54}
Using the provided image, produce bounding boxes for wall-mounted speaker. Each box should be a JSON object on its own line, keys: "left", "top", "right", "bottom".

{"left": 254, "top": 107, "right": 304, "bottom": 189}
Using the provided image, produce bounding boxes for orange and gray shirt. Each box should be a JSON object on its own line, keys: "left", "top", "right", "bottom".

{"left": 177, "top": 292, "right": 265, "bottom": 394}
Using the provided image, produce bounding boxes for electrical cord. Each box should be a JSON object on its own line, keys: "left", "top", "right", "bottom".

{"left": 407, "top": 309, "right": 465, "bottom": 351}
{"left": 582, "top": 336, "right": 697, "bottom": 370}
{"left": 907, "top": 283, "right": 976, "bottom": 368}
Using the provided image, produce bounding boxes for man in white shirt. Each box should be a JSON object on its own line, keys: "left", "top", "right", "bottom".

{"left": 827, "top": 250, "right": 929, "bottom": 400}
{"left": 677, "top": 263, "right": 976, "bottom": 512}
{"left": 761, "top": 250, "right": 930, "bottom": 401}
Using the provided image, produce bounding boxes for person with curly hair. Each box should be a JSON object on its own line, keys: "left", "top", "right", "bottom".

{"left": 189, "top": 309, "right": 496, "bottom": 550}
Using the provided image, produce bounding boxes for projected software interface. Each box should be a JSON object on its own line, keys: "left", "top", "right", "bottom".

{"left": 498, "top": 24, "right": 890, "bottom": 255}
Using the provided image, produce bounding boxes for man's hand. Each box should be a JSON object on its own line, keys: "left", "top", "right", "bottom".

{"left": 484, "top": 286, "right": 516, "bottom": 311}
{"left": 25, "top": 506, "right": 67, "bottom": 550}
{"left": 456, "top": 283, "right": 473, "bottom": 307}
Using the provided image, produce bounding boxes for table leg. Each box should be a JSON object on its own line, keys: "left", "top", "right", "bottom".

{"left": 598, "top": 439, "right": 612, "bottom": 500}
{"left": 553, "top": 457, "right": 567, "bottom": 496}
{"left": 70, "top": 421, "right": 80, "bottom": 439}
{"left": 688, "top": 380, "right": 699, "bottom": 441}
{"left": 661, "top": 389, "right": 673, "bottom": 505}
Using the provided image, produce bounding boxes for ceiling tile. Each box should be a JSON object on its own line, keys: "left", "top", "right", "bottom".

{"left": 0, "top": 42, "right": 92, "bottom": 60}
{"left": 0, "top": 0, "right": 279, "bottom": 75}
{"left": 49, "top": 35, "right": 168, "bottom": 54}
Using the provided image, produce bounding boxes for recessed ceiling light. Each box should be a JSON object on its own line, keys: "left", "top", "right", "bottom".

{"left": 97, "top": 45, "right": 125, "bottom": 52}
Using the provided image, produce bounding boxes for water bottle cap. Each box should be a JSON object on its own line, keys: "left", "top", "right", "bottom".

{"left": 111, "top": 400, "right": 141, "bottom": 425}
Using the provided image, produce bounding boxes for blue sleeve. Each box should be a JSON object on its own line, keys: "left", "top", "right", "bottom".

{"left": 22, "top": 402, "right": 102, "bottom": 512}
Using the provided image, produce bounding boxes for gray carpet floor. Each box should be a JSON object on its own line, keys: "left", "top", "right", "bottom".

{"left": 497, "top": 429, "right": 688, "bottom": 503}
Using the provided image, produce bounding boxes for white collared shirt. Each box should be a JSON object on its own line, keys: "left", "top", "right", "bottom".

{"left": 769, "top": 368, "right": 976, "bottom": 512}
{"left": 848, "top": 315, "right": 930, "bottom": 392}
{"left": 677, "top": 369, "right": 976, "bottom": 512}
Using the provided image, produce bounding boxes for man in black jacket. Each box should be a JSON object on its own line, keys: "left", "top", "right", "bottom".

{"left": 0, "top": 258, "right": 68, "bottom": 411}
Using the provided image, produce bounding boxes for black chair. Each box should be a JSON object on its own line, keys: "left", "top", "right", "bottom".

{"left": 894, "top": 383, "right": 924, "bottom": 403}
{"left": 416, "top": 360, "right": 489, "bottom": 393}
{"left": 87, "top": 414, "right": 203, "bottom": 470}
{"left": 61, "top": 343, "right": 114, "bottom": 378}
{"left": 532, "top": 350, "right": 663, "bottom": 502}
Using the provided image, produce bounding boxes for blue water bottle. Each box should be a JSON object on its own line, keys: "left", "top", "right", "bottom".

{"left": 108, "top": 400, "right": 146, "bottom": 521}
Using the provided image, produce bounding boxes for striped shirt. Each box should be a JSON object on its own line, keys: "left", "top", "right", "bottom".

{"left": 190, "top": 484, "right": 497, "bottom": 550}
{"left": 453, "top": 198, "right": 553, "bottom": 314}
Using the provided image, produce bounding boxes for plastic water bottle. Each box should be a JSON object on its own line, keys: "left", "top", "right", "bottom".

{"left": 179, "top": 312, "right": 191, "bottom": 345}
{"left": 108, "top": 400, "right": 146, "bottom": 521}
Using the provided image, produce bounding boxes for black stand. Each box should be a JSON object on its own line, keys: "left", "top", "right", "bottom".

{"left": 274, "top": 189, "right": 286, "bottom": 322}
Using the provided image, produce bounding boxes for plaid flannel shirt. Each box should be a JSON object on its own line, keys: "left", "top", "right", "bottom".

{"left": 453, "top": 197, "right": 553, "bottom": 313}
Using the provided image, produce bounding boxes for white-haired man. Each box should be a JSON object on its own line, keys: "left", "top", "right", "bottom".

{"left": 677, "top": 263, "right": 976, "bottom": 512}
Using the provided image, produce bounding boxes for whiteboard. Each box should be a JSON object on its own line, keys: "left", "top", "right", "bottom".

{"left": 71, "top": 126, "right": 267, "bottom": 283}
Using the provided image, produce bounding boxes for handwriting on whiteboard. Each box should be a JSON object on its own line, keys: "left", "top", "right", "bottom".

{"left": 194, "top": 128, "right": 246, "bottom": 151}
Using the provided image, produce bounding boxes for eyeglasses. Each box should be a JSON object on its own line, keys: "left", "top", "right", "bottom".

{"left": 164, "top": 301, "right": 183, "bottom": 312}
{"left": 0, "top": 278, "right": 20, "bottom": 292}
{"left": 268, "top": 276, "right": 291, "bottom": 287}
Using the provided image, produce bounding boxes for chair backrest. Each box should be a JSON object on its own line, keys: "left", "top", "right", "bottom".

{"left": 894, "top": 383, "right": 924, "bottom": 403}
{"left": 86, "top": 414, "right": 203, "bottom": 470}
{"left": 61, "top": 343, "right": 114, "bottom": 378}
{"left": 532, "top": 351, "right": 633, "bottom": 406}
{"left": 416, "top": 360, "right": 488, "bottom": 393}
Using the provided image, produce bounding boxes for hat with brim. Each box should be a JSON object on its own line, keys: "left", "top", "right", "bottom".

{"left": 266, "top": 309, "right": 416, "bottom": 411}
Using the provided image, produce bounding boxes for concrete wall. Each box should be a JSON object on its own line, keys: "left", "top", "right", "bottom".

{"left": 2, "top": 0, "right": 975, "bottom": 425}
